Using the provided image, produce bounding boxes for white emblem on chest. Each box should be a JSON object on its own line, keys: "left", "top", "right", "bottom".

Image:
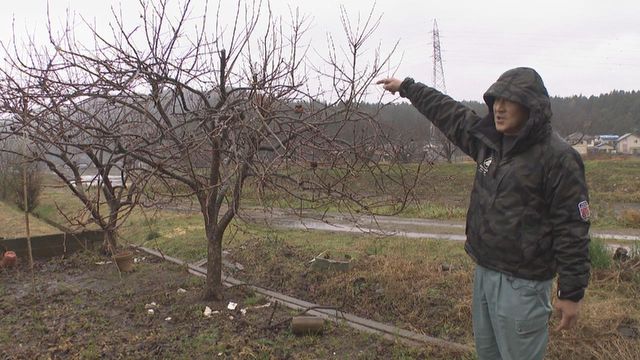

{"left": 478, "top": 156, "right": 493, "bottom": 175}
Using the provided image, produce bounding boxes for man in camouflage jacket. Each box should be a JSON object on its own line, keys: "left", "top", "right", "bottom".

{"left": 378, "top": 67, "right": 590, "bottom": 360}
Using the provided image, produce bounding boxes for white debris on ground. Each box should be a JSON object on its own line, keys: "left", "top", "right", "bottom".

{"left": 165, "top": 317, "right": 172, "bottom": 321}
{"left": 238, "top": 302, "right": 272, "bottom": 316}
{"left": 177, "top": 288, "right": 187, "bottom": 294}
{"left": 227, "top": 302, "right": 238, "bottom": 310}
{"left": 145, "top": 302, "right": 159, "bottom": 315}
{"left": 204, "top": 306, "right": 213, "bottom": 317}
{"left": 95, "top": 261, "right": 112, "bottom": 265}
{"left": 144, "top": 302, "right": 158, "bottom": 309}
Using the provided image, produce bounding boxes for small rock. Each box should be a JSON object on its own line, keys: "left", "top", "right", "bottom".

{"left": 204, "top": 306, "right": 213, "bottom": 317}
{"left": 613, "top": 247, "right": 630, "bottom": 262}
{"left": 618, "top": 325, "right": 639, "bottom": 339}
{"left": 147, "top": 309, "right": 155, "bottom": 315}
{"left": 177, "top": 288, "right": 187, "bottom": 294}
{"left": 165, "top": 317, "right": 172, "bottom": 321}
{"left": 144, "top": 302, "right": 158, "bottom": 309}
{"left": 240, "top": 308, "right": 247, "bottom": 316}
{"left": 440, "top": 264, "right": 452, "bottom": 272}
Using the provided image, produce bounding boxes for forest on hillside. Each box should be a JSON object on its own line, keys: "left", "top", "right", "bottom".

{"left": 371, "top": 90, "right": 640, "bottom": 147}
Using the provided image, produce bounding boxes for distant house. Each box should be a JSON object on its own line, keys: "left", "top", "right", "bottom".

{"left": 616, "top": 133, "right": 640, "bottom": 155}
{"left": 593, "top": 143, "right": 616, "bottom": 154}
{"left": 565, "top": 132, "right": 596, "bottom": 155}
{"left": 587, "top": 134, "right": 619, "bottom": 154}
{"left": 596, "top": 134, "right": 619, "bottom": 147}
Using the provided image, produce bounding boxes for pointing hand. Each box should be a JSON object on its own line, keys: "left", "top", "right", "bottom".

{"left": 376, "top": 78, "right": 403, "bottom": 95}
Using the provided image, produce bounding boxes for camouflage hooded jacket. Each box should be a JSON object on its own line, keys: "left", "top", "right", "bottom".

{"left": 399, "top": 67, "right": 590, "bottom": 301}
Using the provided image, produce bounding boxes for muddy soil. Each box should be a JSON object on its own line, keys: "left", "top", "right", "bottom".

{"left": 0, "top": 251, "right": 469, "bottom": 359}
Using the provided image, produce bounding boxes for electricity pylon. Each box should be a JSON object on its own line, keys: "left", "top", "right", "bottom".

{"left": 432, "top": 19, "right": 447, "bottom": 94}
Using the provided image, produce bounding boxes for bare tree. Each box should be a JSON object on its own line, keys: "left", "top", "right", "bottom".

{"left": 1, "top": 0, "right": 420, "bottom": 300}
{"left": 0, "top": 95, "right": 150, "bottom": 252}
{"left": 0, "top": 136, "right": 43, "bottom": 211}
{"left": 433, "top": 130, "right": 459, "bottom": 163}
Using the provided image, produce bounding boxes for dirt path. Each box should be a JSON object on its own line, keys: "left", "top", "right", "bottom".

{"left": 162, "top": 204, "right": 640, "bottom": 242}
{"left": 240, "top": 208, "right": 640, "bottom": 242}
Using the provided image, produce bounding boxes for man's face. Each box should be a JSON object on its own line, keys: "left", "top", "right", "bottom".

{"left": 493, "top": 98, "right": 529, "bottom": 135}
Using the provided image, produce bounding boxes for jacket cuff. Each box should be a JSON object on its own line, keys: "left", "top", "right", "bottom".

{"left": 399, "top": 77, "right": 415, "bottom": 98}
{"left": 557, "top": 288, "right": 585, "bottom": 302}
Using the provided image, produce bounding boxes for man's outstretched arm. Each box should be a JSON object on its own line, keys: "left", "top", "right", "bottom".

{"left": 377, "top": 77, "right": 483, "bottom": 159}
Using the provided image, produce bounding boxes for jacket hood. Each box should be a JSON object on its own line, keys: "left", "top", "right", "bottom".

{"left": 472, "top": 67, "right": 552, "bottom": 153}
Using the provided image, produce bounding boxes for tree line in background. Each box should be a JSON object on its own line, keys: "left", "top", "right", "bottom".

{"left": 367, "top": 90, "right": 640, "bottom": 150}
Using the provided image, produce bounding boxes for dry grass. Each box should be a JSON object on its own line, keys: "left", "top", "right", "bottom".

{"left": 621, "top": 209, "right": 640, "bottom": 228}
{"left": 223, "top": 230, "right": 640, "bottom": 359}
{"left": 226, "top": 234, "right": 474, "bottom": 345}
{"left": 0, "top": 201, "right": 60, "bottom": 238}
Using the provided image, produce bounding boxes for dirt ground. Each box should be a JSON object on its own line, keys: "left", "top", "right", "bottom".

{"left": 223, "top": 237, "right": 640, "bottom": 360}
{"left": 0, "top": 251, "right": 471, "bottom": 359}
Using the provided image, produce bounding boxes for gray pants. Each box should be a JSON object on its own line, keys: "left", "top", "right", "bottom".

{"left": 472, "top": 265, "right": 553, "bottom": 360}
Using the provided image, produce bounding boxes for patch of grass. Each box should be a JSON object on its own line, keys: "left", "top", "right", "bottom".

{"left": 182, "top": 328, "right": 220, "bottom": 353}
{"left": 590, "top": 238, "right": 612, "bottom": 270}
{"left": 145, "top": 229, "right": 161, "bottom": 241}
{"left": 0, "top": 200, "right": 60, "bottom": 238}
{"left": 244, "top": 293, "right": 267, "bottom": 306}
{"left": 79, "top": 342, "right": 101, "bottom": 360}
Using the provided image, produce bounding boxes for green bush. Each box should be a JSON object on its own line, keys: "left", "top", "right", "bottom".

{"left": 146, "top": 230, "right": 161, "bottom": 241}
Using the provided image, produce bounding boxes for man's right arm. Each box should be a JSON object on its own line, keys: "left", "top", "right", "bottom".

{"left": 378, "top": 77, "right": 483, "bottom": 158}
{"left": 400, "top": 78, "right": 483, "bottom": 158}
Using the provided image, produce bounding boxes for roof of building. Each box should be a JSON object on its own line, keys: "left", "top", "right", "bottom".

{"left": 617, "top": 132, "right": 640, "bottom": 142}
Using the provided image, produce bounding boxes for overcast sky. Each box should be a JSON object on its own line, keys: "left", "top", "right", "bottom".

{"left": 2, "top": 0, "right": 639, "bottom": 102}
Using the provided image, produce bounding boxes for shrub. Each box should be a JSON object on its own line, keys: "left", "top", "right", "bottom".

{"left": 12, "top": 165, "right": 43, "bottom": 212}
{"left": 0, "top": 141, "right": 43, "bottom": 212}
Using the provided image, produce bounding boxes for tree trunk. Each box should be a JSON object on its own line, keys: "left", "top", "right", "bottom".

{"left": 103, "top": 229, "right": 118, "bottom": 254}
{"left": 203, "top": 224, "right": 223, "bottom": 300}
{"left": 102, "top": 208, "right": 120, "bottom": 253}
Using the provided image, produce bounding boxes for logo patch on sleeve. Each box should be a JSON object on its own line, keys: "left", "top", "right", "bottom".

{"left": 578, "top": 200, "right": 591, "bottom": 221}
{"left": 478, "top": 157, "right": 493, "bottom": 175}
